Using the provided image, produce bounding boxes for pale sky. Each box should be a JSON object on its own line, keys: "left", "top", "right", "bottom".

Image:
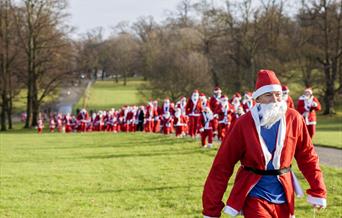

{"left": 67, "top": 0, "right": 184, "bottom": 38}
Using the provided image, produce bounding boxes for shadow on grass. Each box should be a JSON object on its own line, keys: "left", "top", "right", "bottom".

{"left": 82, "top": 148, "right": 209, "bottom": 160}
{"left": 96, "top": 185, "right": 203, "bottom": 194}
{"left": 20, "top": 135, "right": 195, "bottom": 150}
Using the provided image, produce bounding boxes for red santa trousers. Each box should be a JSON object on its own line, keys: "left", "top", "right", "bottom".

{"left": 153, "top": 120, "right": 160, "bottom": 133}
{"left": 188, "top": 116, "right": 200, "bottom": 137}
{"left": 144, "top": 121, "right": 153, "bottom": 132}
{"left": 175, "top": 126, "right": 184, "bottom": 137}
{"left": 212, "top": 119, "right": 218, "bottom": 135}
{"left": 163, "top": 127, "right": 172, "bottom": 135}
{"left": 201, "top": 129, "right": 213, "bottom": 146}
{"left": 65, "top": 125, "right": 72, "bottom": 133}
{"left": 37, "top": 128, "right": 43, "bottom": 134}
{"left": 307, "top": 124, "right": 316, "bottom": 138}
{"left": 218, "top": 123, "right": 228, "bottom": 141}
{"left": 242, "top": 197, "right": 290, "bottom": 218}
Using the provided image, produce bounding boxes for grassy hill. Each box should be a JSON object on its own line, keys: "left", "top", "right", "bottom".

{"left": 1, "top": 132, "right": 341, "bottom": 217}
{"left": 75, "top": 79, "right": 150, "bottom": 111}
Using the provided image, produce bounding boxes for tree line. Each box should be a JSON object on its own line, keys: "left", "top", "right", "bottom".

{"left": 0, "top": 0, "right": 341, "bottom": 131}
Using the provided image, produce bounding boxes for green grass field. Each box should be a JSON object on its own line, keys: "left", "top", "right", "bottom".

{"left": 314, "top": 114, "right": 342, "bottom": 149}
{"left": 75, "top": 80, "right": 150, "bottom": 111}
{"left": 2, "top": 78, "right": 341, "bottom": 217}
{"left": 0, "top": 132, "right": 341, "bottom": 217}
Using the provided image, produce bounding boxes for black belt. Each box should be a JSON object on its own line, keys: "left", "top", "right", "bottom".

{"left": 243, "top": 165, "right": 291, "bottom": 176}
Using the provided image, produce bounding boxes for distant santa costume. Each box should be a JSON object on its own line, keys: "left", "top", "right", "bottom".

{"left": 199, "top": 107, "right": 215, "bottom": 148}
{"left": 216, "top": 96, "right": 234, "bottom": 141}
{"left": 209, "top": 87, "right": 222, "bottom": 137}
{"left": 77, "top": 109, "right": 89, "bottom": 132}
{"left": 242, "top": 92, "right": 255, "bottom": 113}
{"left": 160, "top": 111, "right": 173, "bottom": 134}
{"left": 63, "top": 113, "right": 73, "bottom": 133}
{"left": 37, "top": 117, "right": 44, "bottom": 134}
{"left": 144, "top": 102, "right": 154, "bottom": 132}
{"left": 296, "top": 88, "right": 321, "bottom": 138}
{"left": 202, "top": 70, "right": 326, "bottom": 218}
{"left": 186, "top": 90, "right": 202, "bottom": 137}
{"left": 152, "top": 101, "right": 161, "bottom": 133}
{"left": 49, "top": 117, "right": 56, "bottom": 132}
{"left": 282, "top": 85, "right": 295, "bottom": 109}
{"left": 230, "top": 92, "right": 244, "bottom": 127}
{"left": 174, "top": 108, "right": 187, "bottom": 137}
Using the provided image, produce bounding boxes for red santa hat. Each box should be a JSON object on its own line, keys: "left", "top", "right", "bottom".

{"left": 282, "top": 85, "right": 289, "bottom": 94}
{"left": 305, "top": 87, "right": 313, "bottom": 95}
{"left": 221, "top": 95, "right": 229, "bottom": 101}
{"left": 252, "top": 69, "right": 282, "bottom": 99}
{"left": 244, "top": 92, "right": 252, "bottom": 98}
{"left": 213, "top": 87, "right": 222, "bottom": 93}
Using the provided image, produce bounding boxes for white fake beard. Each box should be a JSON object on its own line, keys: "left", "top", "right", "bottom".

{"left": 258, "top": 101, "right": 287, "bottom": 128}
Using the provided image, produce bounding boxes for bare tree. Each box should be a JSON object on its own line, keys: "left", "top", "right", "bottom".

{"left": 13, "top": 0, "right": 74, "bottom": 127}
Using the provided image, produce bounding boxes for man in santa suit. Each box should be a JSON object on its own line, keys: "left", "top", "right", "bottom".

{"left": 37, "top": 113, "right": 44, "bottom": 134}
{"left": 230, "top": 92, "right": 244, "bottom": 126}
{"left": 209, "top": 87, "right": 222, "bottom": 138}
{"left": 186, "top": 90, "right": 202, "bottom": 138}
{"left": 160, "top": 111, "right": 173, "bottom": 134}
{"left": 242, "top": 92, "right": 255, "bottom": 113}
{"left": 174, "top": 108, "right": 187, "bottom": 137}
{"left": 77, "top": 109, "right": 89, "bottom": 132}
{"left": 161, "top": 98, "right": 175, "bottom": 117}
{"left": 200, "top": 93, "right": 210, "bottom": 109}
{"left": 202, "top": 69, "right": 326, "bottom": 218}
{"left": 216, "top": 96, "right": 234, "bottom": 141}
{"left": 126, "top": 106, "right": 135, "bottom": 132}
{"left": 199, "top": 107, "right": 215, "bottom": 148}
{"left": 152, "top": 100, "right": 161, "bottom": 133}
{"left": 282, "top": 85, "right": 295, "bottom": 109}
{"left": 93, "top": 111, "right": 104, "bottom": 132}
{"left": 105, "top": 110, "right": 115, "bottom": 132}
{"left": 144, "top": 102, "right": 154, "bottom": 132}
{"left": 177, "top": 96, "right": 187, "bottom": 115}
{"left": 296, "top": 88, "right": 321, "bottom": 138}
{"left": 49, "top": 115, "right": 56, "bottom": 133}
{"left": 63, "top": 113, "right": 73, "bottom": 133}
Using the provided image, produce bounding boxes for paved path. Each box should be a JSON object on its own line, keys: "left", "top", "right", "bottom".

{"left": 54, "top": 79, "right": 92, "bottom": 113}
{"left": 315, "top": 146, "right": 342, "bottom": 168}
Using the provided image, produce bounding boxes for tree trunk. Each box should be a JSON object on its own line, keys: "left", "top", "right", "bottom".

{"left": 323, "top": 81, "right": 335, "bottom": 115}
{"left": 25, "top": 77, "right": 32, "bottom": 128}
{"left": 1, "top": 91, "right": 7, "bottom": 131}
{"left": 7, "top": 94, "right": 12, "bottom": 129}
{"left": 31, "top": 76, "right": 39, "bottom": 127}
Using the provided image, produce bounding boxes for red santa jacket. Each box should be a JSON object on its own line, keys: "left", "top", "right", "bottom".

{"left": 286, "top": 95, "right": 295, "bottom": 109}
{"left": 202, "top": 107, "right": 326, "bottom": 217}
{"left": 186, "top": 99, "right": 202, "bottom": 116}
{"left": 217, "top": 103, "right": 234, "bottom": 125}
{"left": 209, "top": 96, "right": 221, "bottom": 114}
{"left": 296, "top": 96, "right": 321, "bottom": 125}
{"left": 161, "top": 103, "right": 175, "bottom": 116}
{"left": 242, "top": 99, "right": 255, "bottom": 113}
{"left": 200, "top": 111, "right": 214, "bottom": 130}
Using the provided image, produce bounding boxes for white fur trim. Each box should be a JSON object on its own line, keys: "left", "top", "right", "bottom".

{"left": 307, "top": 195, "right": 327, "bottom": 208}
{"left": 271, "top": 113, "right": 286, "bottom": 169}
{"left": 223, "top": 205, "right": 240, "bottom": 216}
{"left": 252, "top": 84, "right": 282, "bottom": 99}
{"left": 291, "top": 171, "right": 304, "bottom": 197}
{"left": 203, "top": 216, "right": 218, "bottom": 218}
{"left": 251, "top": 106, "right": 272, "bottom": 169}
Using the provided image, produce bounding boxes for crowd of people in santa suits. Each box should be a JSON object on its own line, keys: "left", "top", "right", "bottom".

{"left": 36, "top": 85, "right": 321, "bottom": 146}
